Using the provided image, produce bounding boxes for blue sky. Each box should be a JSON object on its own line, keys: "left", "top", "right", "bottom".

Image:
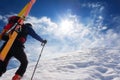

{"left": 0, "top": 0, "right": 120, "bottom": 61}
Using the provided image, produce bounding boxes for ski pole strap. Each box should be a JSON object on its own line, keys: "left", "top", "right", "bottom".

{"left": 41, "top": 43, "right": 46, "bottom": 46}
{"left": 6, "top": 23, "right": 18, "bottom": 34}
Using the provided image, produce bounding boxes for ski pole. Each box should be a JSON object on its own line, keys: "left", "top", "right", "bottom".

{"left": 31, "top": 43, "right": 45, "bottom": 80}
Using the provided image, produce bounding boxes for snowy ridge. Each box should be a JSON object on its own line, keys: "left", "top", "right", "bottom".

{"left": 1, "top": 48, "right": 120, "bottom": 80}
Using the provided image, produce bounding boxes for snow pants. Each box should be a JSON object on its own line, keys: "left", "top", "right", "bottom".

{"left": 0, "top": 42, "right": 28, "bottom": 77}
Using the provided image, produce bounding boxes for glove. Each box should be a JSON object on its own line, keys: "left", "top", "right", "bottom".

{"left": 42, "top": 40, "right": 47, "bottom": 44}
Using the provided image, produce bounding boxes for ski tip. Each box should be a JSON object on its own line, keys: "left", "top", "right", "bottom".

{"left": 30, "top": 0, "right": 36, "bottom": 4}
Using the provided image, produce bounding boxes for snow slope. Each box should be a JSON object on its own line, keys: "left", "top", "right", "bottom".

{"left": 1, "top": 48, "right": 120, "bottom": 80}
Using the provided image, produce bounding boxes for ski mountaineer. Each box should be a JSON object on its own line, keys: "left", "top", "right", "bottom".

{"left": 0, "top": 16, "right": 47, "bottom": 80}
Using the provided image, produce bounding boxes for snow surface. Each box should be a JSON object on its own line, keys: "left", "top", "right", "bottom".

{"left": 1, "top": 48, "right": 120, "bottom": 80}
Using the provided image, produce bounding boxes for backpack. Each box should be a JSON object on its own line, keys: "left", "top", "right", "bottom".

{"left": 4, "top": 16, "right": 20, "bottom": 30}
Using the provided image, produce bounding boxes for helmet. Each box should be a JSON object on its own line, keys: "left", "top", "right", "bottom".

{"left": 24, "top": 23, "right": 32, "bottom": 28}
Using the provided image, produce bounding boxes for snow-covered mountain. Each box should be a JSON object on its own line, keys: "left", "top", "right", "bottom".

{"left": 1, "top": 48, "right": 120, "bottom": 80}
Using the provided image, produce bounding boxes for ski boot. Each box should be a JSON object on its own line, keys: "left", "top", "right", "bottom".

{"left": 12, "top": 74, "right": 21, "bottom": 80}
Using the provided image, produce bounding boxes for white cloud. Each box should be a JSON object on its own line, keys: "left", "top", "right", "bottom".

{"left": 82, "top": 2, "right": 104, "bottom": 10}
{"left": 24, "top": 13, "right": 120, "bottom": 57}
{"left": 98, "top": 16, "right": 103, "bottom": 20}
{"left": 99, "top": 6, "right": 104, "bottom": 12}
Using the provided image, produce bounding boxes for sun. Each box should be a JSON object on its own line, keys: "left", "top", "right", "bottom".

{"left": 59, "top": 19, "right": 73, "bottom": 35}
{"left": 61, "top": 20, "right": 72, "bottom": 28}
